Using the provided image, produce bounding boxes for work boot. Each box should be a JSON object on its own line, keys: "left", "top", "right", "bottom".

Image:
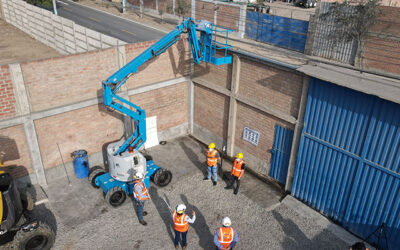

{"left": 182, "top": 245, "right": 187, "bottom": 250}
{"left": 139, "top": 220, "right": 147, "bottom": 226}
{"left": 203, "top": 177, "right": 209, "bottom": 180}
{"left": 174, "top": 245, "right": 179, "bottom": 249}
{"left": 143, "top": 211, "right": 148, "bottom": 216}
{"left": 225, "top": 186, "right": 233, "bottom": 189}
{"left": 233, "top": 190, "right": 238, "bottom": 195}
{"left": 213, "top": 181, "right": 217, "bottom": 186}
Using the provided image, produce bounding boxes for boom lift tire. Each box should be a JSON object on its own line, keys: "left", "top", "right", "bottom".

{"left": 105, "top": 186, "right": 126, "bottom": 207}
{"left": 11, "top": 222, "right": 55, "bottom": 250}
{"left": 153, "top": 169, "right": 172, "bottom": 187}
{"left": 88, "top": 166, "right": 106, "bottom": 188}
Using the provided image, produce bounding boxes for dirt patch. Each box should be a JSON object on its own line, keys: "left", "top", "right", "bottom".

{"left": 0, "top": 18, "right": 61, "bottom": 65}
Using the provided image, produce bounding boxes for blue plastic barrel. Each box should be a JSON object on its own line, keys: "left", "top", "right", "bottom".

{"left": 71, "top": 150, "right": 89, "bottom": 179}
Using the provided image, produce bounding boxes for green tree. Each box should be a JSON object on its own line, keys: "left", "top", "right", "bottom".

{"left": 25, "top": 0, "right": 53, "bottom": 9}
{"left": 175, "top": 0, "right": 190, "bottom": 21}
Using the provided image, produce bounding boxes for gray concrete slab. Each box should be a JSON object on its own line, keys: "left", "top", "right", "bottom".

{"left": 16, "top": 136, "right": 366, "bottom": 249}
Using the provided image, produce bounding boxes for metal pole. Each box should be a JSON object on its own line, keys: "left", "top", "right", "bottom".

{"left": 52, "top": 0, "right": 58, "bottom": 15}
{"left": 122, "top": 0, "right": 126, "bottom": 13}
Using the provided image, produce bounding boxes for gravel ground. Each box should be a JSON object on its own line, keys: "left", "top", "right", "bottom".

{"left": 6, "top": 137, "right": 358, "bottom": 249}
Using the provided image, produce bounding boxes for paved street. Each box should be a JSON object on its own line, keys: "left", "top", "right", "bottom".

{"left": 56, "top": 0, "right": 166, "bottom": 43}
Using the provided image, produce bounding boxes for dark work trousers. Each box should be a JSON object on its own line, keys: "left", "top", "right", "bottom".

{"left": 227, "top": 175, "right": 241, "bottom": 194}
{"left": 174, "top": 230, "right": 187, "bottom": 247}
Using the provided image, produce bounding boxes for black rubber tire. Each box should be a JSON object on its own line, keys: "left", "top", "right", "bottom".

{"left": 88, "top": 166, "right": 106, "bottom": 188}
{"left": 12, "top": 222, "right": 55, "bottom": 250}
{"left": 142, "top": 153, "right": 153, "bottom": 161}
{"left": 105, "top": 186, "right": 126, "bottom": 207}
{"left": 20, "top": 191, "right": 34, "bottom": 212}
{"left": 153, "top": 169, "right": 172, "bottom": 187}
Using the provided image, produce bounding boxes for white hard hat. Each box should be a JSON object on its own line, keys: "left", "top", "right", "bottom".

{"left": 176, "top": 204, "right": 186, "bottom": 214}
{"left": 134, "top": 172, "right": 143, "bottom": 179}
{"left": 222, "top": 217, "right": 231, "bottom": 227}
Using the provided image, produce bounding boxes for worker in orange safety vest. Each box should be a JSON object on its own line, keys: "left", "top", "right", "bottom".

{"left": 133, "top": 172, "right": 150, "bottom": 226}
{"left": 224, "top": 152, "right": 246, "bottom": 195}
{"left": 203, "top": 142, "right": 221, "bottom": 186}
{"left": 214, "top": 217, "right": 238, "bottom": 250}
{"left": 171, "top": 204, "right": 196, "bottom": 249}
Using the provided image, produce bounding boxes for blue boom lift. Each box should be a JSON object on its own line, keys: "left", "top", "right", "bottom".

{"left": 89, "top": 18, "right": 233, "bottom": 207}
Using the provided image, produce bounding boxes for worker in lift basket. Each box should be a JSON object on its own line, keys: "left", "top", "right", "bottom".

{"left": 133, "top": 173, "right": 150, "bottom": 226}
{"left": 204, "top": 142, "right": 221, "bottom": 186}
{"left": 224, "top": 152, "right": 246, "bottom": 195}
{"left": 214, "top": 217, "right": 238, "bottom": 250}
{"left": 172, "top": 204, "right": 196, "bottom": 250}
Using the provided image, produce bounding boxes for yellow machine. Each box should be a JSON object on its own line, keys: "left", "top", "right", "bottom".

{"left": 0, "top": 171, "right": 55, "bottom": 249}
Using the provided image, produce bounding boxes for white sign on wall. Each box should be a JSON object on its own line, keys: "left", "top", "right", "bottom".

{"left": 144, "top": 116, "right": 159, "bottom": 149}
{"left": 243, "top": 127, "right": 260, "bottom": 146}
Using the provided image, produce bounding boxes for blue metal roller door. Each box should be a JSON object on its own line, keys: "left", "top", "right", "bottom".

{"left": 292, "top": 78, "right": 400, "bottom": 250}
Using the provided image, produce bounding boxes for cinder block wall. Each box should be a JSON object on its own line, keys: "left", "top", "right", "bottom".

{"left": 0, "top": 40, "right": 190, "bottom": 185}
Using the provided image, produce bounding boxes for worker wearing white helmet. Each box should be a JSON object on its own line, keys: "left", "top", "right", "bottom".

{"left": 171, "top": 204, "right": 196, "bottom": 249}
{"left": 204, "top": 142, "right": 221, "bottom": 186}
{"left": 214, "top": 217, "right": 238, "bottom": 250}
{"left": 225, "top": 152, "right": 246, "bottom": 195}
{"left": 133, "top": 172, "right": 150, "bottom": 226}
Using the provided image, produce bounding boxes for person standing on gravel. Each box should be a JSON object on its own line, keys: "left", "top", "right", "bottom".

{"left": 204, "top": 142, "right": 221, "bottom": 186}
{"left": 224, "top": 152, "right": 246, "bottom": 195}
{"left": 133, "top": 173, "right": 150, "bottom": 226}
{"left": 171, "top": 204, "right": 196, "bottom": 250}
{"left": 214, "top": 217, "right": 238, "bottom": 250}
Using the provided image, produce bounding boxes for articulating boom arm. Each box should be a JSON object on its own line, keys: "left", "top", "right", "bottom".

{"left": 103, "top": 17, "right": 233, "bottom": 155}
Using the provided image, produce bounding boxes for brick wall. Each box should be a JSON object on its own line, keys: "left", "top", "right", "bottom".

{"left": 130, "top": 81, "right": 188, "bottom": 131}
{"left": 196, "top": 1, "right": 214, "bottom": 22}
{"left": 193, "top": 57, "right": 232, "bottom": 90}
{"left": 235, "top": 102, "right": 294, "bottom": 164}
{"left": 217, "top": 4, "right": 240, "bottom": 32}
{"left": 363, "top": 7, "right": 400, "bottom": 75}
{"left": 239, "top": 59, "right": 303, "bottom": 118}
{"left": 194, "top": 84, "right": 230, "bottom": 140}
{"left": 0, "top": 65, "right": 17, "bottom": 120}
{"left": 21, "top": 48, "right": 118, "bottom": 112}
{"left": 0, "top": 125, "right": 33, "bottom": 178}
{"left": 322, "top": 0, "right": 400, "bottom": 7}
{"left": 144, "top": 0, "right": 157, "bottom": 9}
{"left": 125, "top": 40, "right": 191, "bottom": 89}
{"left": 34, "top": 104, "right": 123, "bottom": 169}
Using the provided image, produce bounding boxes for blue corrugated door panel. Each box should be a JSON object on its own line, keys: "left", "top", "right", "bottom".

{"left": 245, "top": 11, "right": 259, "bottom": 41}
{"left": 291, "top": 78, "right": 400, "bottom": 250}
{"left": 269, "top": 125, "right": 294, "bottom": 184}
{"left": 258, "top": 13, "right": 273, "bottom": 43}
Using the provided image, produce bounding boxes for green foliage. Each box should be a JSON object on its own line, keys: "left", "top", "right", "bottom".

{"left": 25, "top": 0, "right": 53, "bottom": 9}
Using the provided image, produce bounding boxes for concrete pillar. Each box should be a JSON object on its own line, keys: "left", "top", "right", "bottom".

{"left": 226, "top": 55, "right": 240, "bottom": 157}
{"left": 284, "top": 76, "right": 310, "bottom": 192}
{"left": 188, "top": 79, "right": 194, "bottom": 134}
{"left": 9, "top": 63, "right": 31, "bottom": 116}
{"left": 173, "top": 0, "right": 175, "bottom": 16}
{"left": 191, "top": 0, "right": 195, "bottom": 19}
{"left": 238, "top": 4, "right": 246, "bottom": 38}
{"left": 24, "top": 120, "right": 47, "bottom": 186}
{"left": 213, "top": 2, "right": 217, "bottom": 25}
{"left": 156, "top": 0, "right": 158, "bottom": 11}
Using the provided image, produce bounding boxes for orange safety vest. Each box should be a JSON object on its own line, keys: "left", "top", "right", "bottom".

{"left": 207, "top": 149, "right": 219, "bottom": 167}
{"left": 231, "top": 159, "right": 244, "bottom": 179}
{"left": 133, "top": 181, "right": 149, "bottom": 201}
{"left": 217, "top": 227, "right": 234, "bottom": 249}
{"left": 173, "top": 211, "right": 189, "bottom": 232}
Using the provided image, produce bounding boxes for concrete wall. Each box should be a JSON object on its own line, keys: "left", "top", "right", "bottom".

{"left": 0, "top": 41, "right": 190, "bottom": 186}
{"left": 1, "top": 0, "right": 126, "bottom": 55}
{"left": 192, "top": 54, "right": 304, "bottom": 179}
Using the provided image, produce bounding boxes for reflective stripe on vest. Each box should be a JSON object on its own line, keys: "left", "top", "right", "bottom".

{"left": 133, "top": 181, "right": 148, "bottom": 201}
{"left": 218, "top": 227, "right": 234, "bottom": 248}
{"left": 207, "top": 149, "right": 218, "bottom": 166}
{"left": 231, "top": 159, "right": 244, "bottom": 178}
{"left": 173, "top": 211, "right": 189, "bottom": 232}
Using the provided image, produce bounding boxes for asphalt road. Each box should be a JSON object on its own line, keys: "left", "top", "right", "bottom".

{"left": 56, "top": 0, "right": 166, "bottom": 43}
